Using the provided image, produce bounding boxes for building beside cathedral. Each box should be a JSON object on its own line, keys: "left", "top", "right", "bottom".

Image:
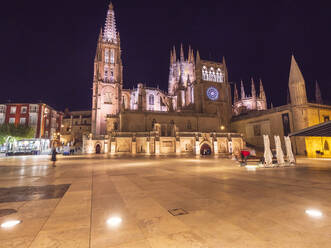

{"left": 231, "top": 56, "right": 331, "bottom": 158}
{"left": 84, "top": 3, "right": 243, "bottom": 155}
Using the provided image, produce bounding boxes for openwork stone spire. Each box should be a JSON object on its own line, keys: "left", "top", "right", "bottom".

{"left": 103, "top": 2, "right": 117, "bottom": 43}
{"left": 240, "top": 80, "right": 246, "bottom": 99}
{"left": 234, "top": 83, "right": 239, "bottom": 102}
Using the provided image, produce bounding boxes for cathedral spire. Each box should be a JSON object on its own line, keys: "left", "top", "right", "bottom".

{"left": 103, "top": 2, "right": 117, "bottom": 43}
{"left": 288, "top": 54, "right": 307, "bottom": 105}
{"left": 234, "top": 83, "right": 239, "bottom": 102}
{"left": 170, "top": 49, "right": 173, "bottom": 65}
{"left": 315, "top": 80, "right": 323, "bottom": 104}
{"left": 180, "top": 43, "right": 184, "bottom": 61}
{"left": 222, "top": 56, "right": 228, "bottom": 82}
{"left": 188, "top": 45, "right": 191, "bottom": 62}
{"left": 196, "top": 50, "right": 200, "bottom": 64}
{"left": 172, "top": 46, "right": 177, "bottom": 62}
{"left": 240, "top": 80, "right": 246, "bottom": 99}
{"left": 259, "top": 79, "right": 266, "bottom": 100}
{"left": 191, "top": 49, "right": 195, "bottom": 64}
{"left": 98, "top": 28, "right": 103, "bottom": 42}
{"left": 251, "top": 78, "right": 257, "bottom": 109}
{"left": 251, "top": 78, "right": 256, "bottom": 97}
{"left": 289, "top": 55, "right": 305, "bottom": 85}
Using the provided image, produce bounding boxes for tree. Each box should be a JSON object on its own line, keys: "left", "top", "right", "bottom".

{"left": 0, "top": 124, "right": 35, "bottom": 145}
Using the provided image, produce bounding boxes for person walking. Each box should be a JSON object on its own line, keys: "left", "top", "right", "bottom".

{"left": 51, "top": 147, "right": 57, "bottom": 167}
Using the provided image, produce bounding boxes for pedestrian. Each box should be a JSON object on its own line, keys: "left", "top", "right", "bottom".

{"left": 51, "top": 146, "right": 57, "bottom": 167}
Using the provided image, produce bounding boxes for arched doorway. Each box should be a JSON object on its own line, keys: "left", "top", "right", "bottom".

{"left": 95, "top": 144, "right": 101, "bottom": 154}
{"left": 200, "top": 143, "right": 212, "bottom": 155}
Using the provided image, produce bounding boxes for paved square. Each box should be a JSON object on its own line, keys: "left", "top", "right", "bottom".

{"left": 0, "top": 155, "right": 330, "bottom": 247}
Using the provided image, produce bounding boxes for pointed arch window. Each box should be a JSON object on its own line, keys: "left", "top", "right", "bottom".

{"left": 105, "top": 48, "right": 109, "bottom": 63}
{"left": 202, "top": 66, "right": 208, "bottom": 80}
{"left": 216, "top": 68, "right": 223, "bottom": 82}
{"left": 324, "top": 140, "right": 329, "bottom": 151}
{"left": 149, "top": 94, "right": 154, "bottom": 105}
{"left": 104, "top": 66, "right": 109, "bottom": 81}
{"left": 104, "top": 92, "right": 112, "bottom": 104}
{"left": 110, "top": 49, "right": 115, "bottom": 64}
{"left": 209, "top": 67, "right": 215, "bottom": 81}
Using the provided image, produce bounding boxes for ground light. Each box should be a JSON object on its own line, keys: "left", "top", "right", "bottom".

{"left": 1, "top": 220, "right": 22, "bottom": 228}
{"left": 245, "top": 165, "right": 258, "bottom": 171}
{"left": 107, "top": 216, "right": 122, "bottom": 227}
{"left": 305, "top": 209, "right": 323, "bottom": 218}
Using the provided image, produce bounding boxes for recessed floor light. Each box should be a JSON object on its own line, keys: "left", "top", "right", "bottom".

{"left": 1, "top": 220, "right": 22, "bottom": 228}
{"left": 305, "top": 209, "right": 323, "bottom": 218}
{"left": 107, "top": 217, "right": 122, "bottom": 227}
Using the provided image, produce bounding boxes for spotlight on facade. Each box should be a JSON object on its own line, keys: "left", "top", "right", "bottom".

{"left": 106, "top": 216, "right": 122, "bottom": 227}
{"left": 220, "top": 125, "right": 225, "bottom": 130}
{"left": 305, "top": 209, "right": 323, "bottom": 218}
{"left": 1, "top": 220, "right": 22, "bottom": 228}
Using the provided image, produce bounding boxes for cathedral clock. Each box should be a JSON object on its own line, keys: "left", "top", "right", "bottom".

{"left": 206, "top": 87, "right": 219, "bottom": 101}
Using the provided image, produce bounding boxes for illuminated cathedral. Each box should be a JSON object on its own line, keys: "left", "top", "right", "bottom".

{"left": 86, "top": 3, "right": 244, "bottom": 155}
{"left": 85, "top": 2, "right": 331, "bottom": 158}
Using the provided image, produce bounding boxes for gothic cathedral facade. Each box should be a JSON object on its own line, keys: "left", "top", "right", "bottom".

{"left": 85, "top": 3, "right": 244, "bottom": 155}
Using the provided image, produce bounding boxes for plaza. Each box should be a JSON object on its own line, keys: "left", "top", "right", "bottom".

{"left": 0, "top": 155, "right": 330, "bottom": 248}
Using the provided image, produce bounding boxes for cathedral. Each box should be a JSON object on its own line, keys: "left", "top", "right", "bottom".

{"left": 84, "top": 3, "right": 243, "bottom": 155}
{"left": 83, "top": 2, "right": 331, "bottom": 158}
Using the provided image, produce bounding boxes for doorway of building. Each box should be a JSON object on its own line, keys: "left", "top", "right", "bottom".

{"left": 200, "top": 143, "right": 212, "bottom": 155}
{"left": 95, "top": 144, "right": 101, "bottom": 154}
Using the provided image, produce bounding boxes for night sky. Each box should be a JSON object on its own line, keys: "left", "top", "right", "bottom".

{"left": 1, "top": 0, "right": 330, "bottom": 111}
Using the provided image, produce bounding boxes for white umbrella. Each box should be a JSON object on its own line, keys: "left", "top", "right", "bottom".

{"left": 285, "top": 136, "right": 295, "bottom": 165}
{"left": 274, "top": 135, "right": 285, "bottom": 166}
{"left": 263, "top": 135, "right": 273, "bottom": 167}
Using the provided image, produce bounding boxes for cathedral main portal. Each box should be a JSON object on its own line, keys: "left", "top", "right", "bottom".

{"left": 200, "top": 143, "right": 212, "bottom": 155}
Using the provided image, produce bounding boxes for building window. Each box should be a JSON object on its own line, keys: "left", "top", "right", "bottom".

{"left": 104, "top": 66, "right": 109, "bottom": 80}
{"left": 0, "top": 117, "right": 4, "bottom": 124}
{"left": 324, "top": 116, "right": 330, "bottom": 122}
{"left": 149, "top": 95, "right": 154, "bottom": 105}
{"left": 202, "top": 66, "right": 208, "bottom": 80}
{"left": 29, "top": 105, "right": 38, "bottom": 113}
{"left": 0, "top": 105, "right": 5, "bottom": 113}
{"left": 29, "top": 116, "right": 37, "bottom": 125}
{"left": 324, "top": 140, "right": 329, "bottom": 151}
{"left": 21, "top": 107, "right": 27, "bottom": 114}
{"left": 110, "top": 49, "right": 115, "bottom": 64}
{"left": 253, "top": 124, "right": 261, "bottom": 136}
{"left": 84, "top": 120, "right": 87, "bottom": 124}
{"left": 20, "top": 118, "right": 26, "bottom": 125}
{"left": 105, "top": 48, "right": 109, "bottom": 63}
{"left": 216, "top": 68, "right": 224, "bottom": 82}
{"left": 9, "top": 118, "right": 15, "bottom": 124}
{"left": 10, "top": 106, "right": 16, "bottom": 114}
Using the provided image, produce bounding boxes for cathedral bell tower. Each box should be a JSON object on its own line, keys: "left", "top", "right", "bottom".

{"left": 92, "top": 2, "right": 123, "bottom": 135}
